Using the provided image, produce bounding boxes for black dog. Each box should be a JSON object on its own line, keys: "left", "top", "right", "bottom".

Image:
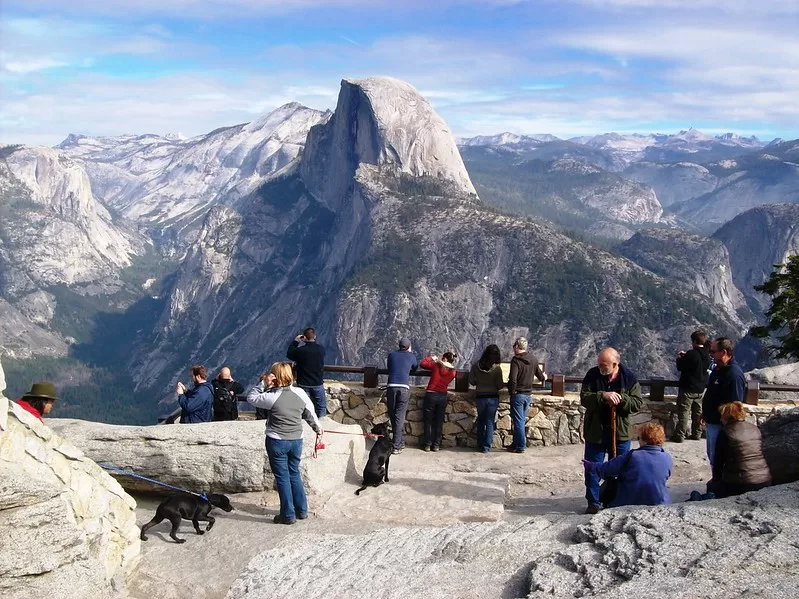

{"left": 355, "top": 422, "right": 393, "bottom": 495}
{"left": 140, "top": 493, "right": 234, "bottom": 543}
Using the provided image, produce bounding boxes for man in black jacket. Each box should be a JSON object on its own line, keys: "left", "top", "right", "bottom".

{"left": 672, "top": 330, "right": 711, "bottom": 442}
{"left": 506, "top": 337, "right": 546, "bottom": 453}
{"left": 212, "top": 367, "right": 245, "bottom": 421}
{"left": 287, "top": 328, "right": 327, "bottom": 418}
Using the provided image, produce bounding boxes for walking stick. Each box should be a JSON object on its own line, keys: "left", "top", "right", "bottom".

{"left": 610, "top": 405, "right": 617, "bottom": 459}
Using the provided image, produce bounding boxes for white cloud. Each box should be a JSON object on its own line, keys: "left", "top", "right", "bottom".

{"left": 1, "top": 57, "right": 69, "bottom": 73}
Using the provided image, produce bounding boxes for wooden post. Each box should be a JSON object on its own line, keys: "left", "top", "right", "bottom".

{"left": 649, "top": 376, "right": 665, "bottom": 402}
{"left": 454, "top": 370, "right": 470, "bottom": 393}
{"left": 745, "top": 380, "right": 760, "bottom": 405}
{"left": 363, "top": 365, "right": 379, "bottom": 389}
{"left": 552, "top": 374, "right": 565, "bottom": 397}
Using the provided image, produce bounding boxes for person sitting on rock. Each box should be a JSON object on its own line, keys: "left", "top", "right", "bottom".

{"left": 15, "top": 382, "right": 60, "bottom": 422}
{"left": 583, "top": 422, "right": 672, "bottom": 508}
{"left": 177, "top": 365, "right": 214, "bottom": 424}
{"left": 707, "top": 401, "right": 771, "bottom": 498}
{"left": 420, "top": 351, "right": 458, "bottom": 452}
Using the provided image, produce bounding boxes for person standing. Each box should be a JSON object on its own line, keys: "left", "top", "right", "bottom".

{"left": 386, "top": 337, "right": 419, "bottom": 455}
{"left": 177, "top": 365, "right": 214, "bottom": 424}
{"left": 580, "top": 347, "right": 643, "bottom": 514}
{"left": 672, "top": 330, "right": 712, "bottom": 442}
{"left": 14, "top": 382, "right": 60, "bottom": 422}
{"left": 287, "top": 328, "right": 327, "bottom": 418}
{"left": 506, "top": 337, "right": 546, "bottom": 453}
{"left": 468, "top": 344, "right": 504, "bottom": 453}
{"left": 247, "top": 362, "right": 322, "bottom": 525}
{"left": 702, "top": 337, "right": 746, "bottom": 468}
{"left": 212, "top": 366, "right": 245, "bottom": 421}
{"left": 420, "top": 351, "right": 458, "bottom": 452}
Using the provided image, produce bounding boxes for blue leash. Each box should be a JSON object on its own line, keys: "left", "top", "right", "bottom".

{"left": 100, "top": 464, "right": 209, "bottom": 502}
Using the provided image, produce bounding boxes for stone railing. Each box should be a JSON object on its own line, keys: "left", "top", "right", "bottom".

{"left": 323, "top": 381, "right": 796, "bottom": 449}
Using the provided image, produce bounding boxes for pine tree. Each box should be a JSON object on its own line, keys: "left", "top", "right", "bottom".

{"left": 751, "top": 255, "right": 799, "bottom": 359}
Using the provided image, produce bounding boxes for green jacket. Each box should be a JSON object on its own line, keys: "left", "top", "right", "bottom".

{"left": 580, "top": 364, "right": 643, "bottom": 444}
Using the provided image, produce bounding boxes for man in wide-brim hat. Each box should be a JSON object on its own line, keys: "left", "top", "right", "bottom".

{"left": 16, "top": 381, "right": 60, "bottom": 422}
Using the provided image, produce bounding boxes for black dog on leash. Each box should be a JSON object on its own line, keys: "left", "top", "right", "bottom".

{"left": 140, "top": 493, "right": 234, "bottom": 543}
{"left": 355, "top": 422, "right": 393, "bottom": 495}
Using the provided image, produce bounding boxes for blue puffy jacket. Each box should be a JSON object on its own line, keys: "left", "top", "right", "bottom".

{"left": 178, "top": 381, "right": 214, "bottom": 423}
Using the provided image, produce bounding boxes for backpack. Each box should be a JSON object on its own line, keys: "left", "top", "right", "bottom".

{"left": 212, "top": 380, "right": 238, "bottom": 419}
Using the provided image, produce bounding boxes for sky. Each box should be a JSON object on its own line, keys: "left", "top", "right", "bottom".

{"left": 1, "top": 0, "right": 798, "bottom": 146}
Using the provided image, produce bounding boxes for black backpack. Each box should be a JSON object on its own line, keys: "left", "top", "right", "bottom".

{"left": 212, "top": 380, "right": 238, "bottom": 420}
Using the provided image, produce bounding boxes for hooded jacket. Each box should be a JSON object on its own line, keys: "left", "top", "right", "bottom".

{"left": 468, "top": 362, "right": 504, "bottom": 396}
{"left": 420, "top": 357, "right": 457, "bottom": 393}
{"left": 178, "top": 381, "right": 214, "bottom": 424}
{"left": 507, "top": 352, "right": 544, "bottom": 395}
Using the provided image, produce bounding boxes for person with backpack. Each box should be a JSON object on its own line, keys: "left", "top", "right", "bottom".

{"left": 212, "top": 367, "right": 245, "bottom": 421}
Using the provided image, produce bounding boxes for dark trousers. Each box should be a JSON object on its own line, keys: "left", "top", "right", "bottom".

{"left": 675, "top": 389, "right": 703, "bottom": 439}
{"left": 707, "top": 479, "right": 771, "bottom": 499}
{"left": 386, "top": 386, "right": 410, "bottom": 450}
{"left": 423, "top": 392, "right": 448, "bottom": 448}
{"left": 300, "top": 384, "right": 327, "bottom": 418}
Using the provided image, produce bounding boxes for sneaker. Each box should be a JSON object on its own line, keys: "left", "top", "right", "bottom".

{"left": 296, "top": 513, "right": 308, "bottom": 520}
{"left": 431, "top": 446, "right": 440, "bottom": 452}
{"left": 392, "top": 448, "right": 402, "bottom": 455}
{"left": 584, "top": 504, "right": 600, "bottom": 515}
{"left": 423, "top": 446, "right": 431, "bottom": 452}
{"left": 479, "top": 448, "right": 490, "bottom": 454}
{"left": 504, "top": 445, "right": 518, "bottom": 453}
{"left": 273, "top": 515, "right": 296, "bottom": 525}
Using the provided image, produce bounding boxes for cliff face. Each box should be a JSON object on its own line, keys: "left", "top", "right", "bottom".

{"left": 619, "top": 228, "right": 750, "bottom": 326}
{"left": 713, "top": 204, "right": 799, "bottom": 312}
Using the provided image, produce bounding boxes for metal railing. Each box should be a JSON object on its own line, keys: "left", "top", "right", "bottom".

{"left": 157, "top": 365, "right": 798, "bottom": 423}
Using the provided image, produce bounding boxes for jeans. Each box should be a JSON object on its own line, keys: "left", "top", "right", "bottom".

{"left": 386, "top": 387, "right": 410, "bottom": 450}
{"left": 423, "top": 392, "right": 448, "bottom": 448}
{"left": 475, "top": 396, "right": 499, "bottom": 451}
{"left": 705, "top": 422, "right": 723, "bottom": 467}
{"left": 584, "top": 431, "right": 632, "bottom": 506}
{"left": 675, "top": 390, "right": 704, "bottom": 439}
{"left": 509, "top": 394, "right": 532, "bottom": 450}
{"left": 265, "top": 437, "right": 307, "bottom": 522}
{"left": 300, "top": 385, "right": 327, "bottom": 418}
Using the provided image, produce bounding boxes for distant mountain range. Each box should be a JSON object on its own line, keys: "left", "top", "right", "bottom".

{"left": 0, "top": 81, "right": 797, "bottom": 424}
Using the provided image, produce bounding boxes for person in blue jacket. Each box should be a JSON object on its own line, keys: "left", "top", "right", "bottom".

{"left": 702, "top": 337, "right": 746, "bottom": 467}
{"left": 386, "top": 337, "right": 419, "bottom": 454}
{"left": 583, "top": 422, "right": 672, "bottom": 508}
{"left": 177, "top": 365, "right": 214, "bottom": 423}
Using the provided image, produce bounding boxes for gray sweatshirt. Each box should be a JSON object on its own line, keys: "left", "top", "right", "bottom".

{"left": 247, "top": 382, "right": 321, "bottom": 440}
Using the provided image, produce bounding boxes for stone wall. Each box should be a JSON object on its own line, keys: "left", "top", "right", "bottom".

{"left": 324, "top": 381, "right": 794, "bottom": 447}
{"left": 0, "top": 358, "right": 141, "bottom": 599}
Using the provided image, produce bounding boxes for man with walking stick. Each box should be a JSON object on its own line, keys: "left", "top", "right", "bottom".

{"left": 580, "top": 347, "right": 643, "bottom": 514}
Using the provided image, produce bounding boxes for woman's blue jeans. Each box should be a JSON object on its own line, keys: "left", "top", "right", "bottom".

{"left": 510, "top": 394, "right": 532, "bottom": 450}
{"left": 476, "top": 396, "right": 499, "bottom": 451}
{"left": 266, "top": 437, "right": 307, "bottom": 522}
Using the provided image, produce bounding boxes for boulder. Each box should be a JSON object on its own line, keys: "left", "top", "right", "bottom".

{"left": 48, "top": 417, "right": 365, "bottom": 496}
{"left": 760, "top": 407, "right": 799, "bottom": 484}
{"left": 0, "top": 358, "right": 140, "bottom": 599}
{"left": 748, "top": 363, "right": 799, "bottom": 403}
{"left": 528, "top": 483, "right": 799, "bottom": 599}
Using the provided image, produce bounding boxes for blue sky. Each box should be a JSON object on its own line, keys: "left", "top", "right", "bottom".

{"left": 1, "top": 0, "right": 798, "bottom": 145}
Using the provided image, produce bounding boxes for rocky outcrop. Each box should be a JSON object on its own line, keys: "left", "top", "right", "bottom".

{"left": 528, "top": 483, "right": 799, "bottom": 598}
{"left": 0, "top": 358, "right": 140, "bottom": 599}
{"left": 624, "top": 160, "right": 717, "bottom": 208}
{"left": 302, "top": 76, "right": 476, "bottom": 213}
{"left": 47, "top": 418, "right": 365, "bottom": 496}
{"left": 714, "top": 204, "right": 799, "bottom": 312}
{"left": 619, "top": 228, "right": 749, "bottom": 323}
{"left": 760, "top": 407, "right": 799, "bottom": 484}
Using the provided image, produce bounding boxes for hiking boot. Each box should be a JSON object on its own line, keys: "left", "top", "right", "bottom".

{"left": 585, "top": 504, "right": 601, "bottom": 515}
{"left": 431, "top": 445, "right": 440, "bottom": 452}
{"left": 670, "top": 435, "right": 684, "bottom": 443}
{"left": 689, "top": 433, "right": 702, "bottom": 441}
{"left": 392, "top": 448, "right": 402, "bottom": 455}
{"left": 273, "top": 515, "right": 296, "bottom": 525}
{"left": 296, "top": 513, "right": 308, "bottom": 520}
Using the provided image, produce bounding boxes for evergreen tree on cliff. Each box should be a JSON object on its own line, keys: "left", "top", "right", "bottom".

{"left": 751, "top": 255, "right": 799, "bottom": 359}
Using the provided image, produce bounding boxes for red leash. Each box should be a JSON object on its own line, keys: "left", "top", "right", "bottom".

{"left": 312, "top": 430, "right": 385, "bottom": 458}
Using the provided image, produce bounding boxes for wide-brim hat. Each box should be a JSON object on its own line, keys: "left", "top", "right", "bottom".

{"left": 22, "top": 382, "right": 60, "bottom": 401}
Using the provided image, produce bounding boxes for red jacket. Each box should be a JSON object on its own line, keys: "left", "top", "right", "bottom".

{"left": 15, "top": 400, "right": 44, "bottom": 422}
{"left": 420, "top": 357, "right": 457, "bottom": 393}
